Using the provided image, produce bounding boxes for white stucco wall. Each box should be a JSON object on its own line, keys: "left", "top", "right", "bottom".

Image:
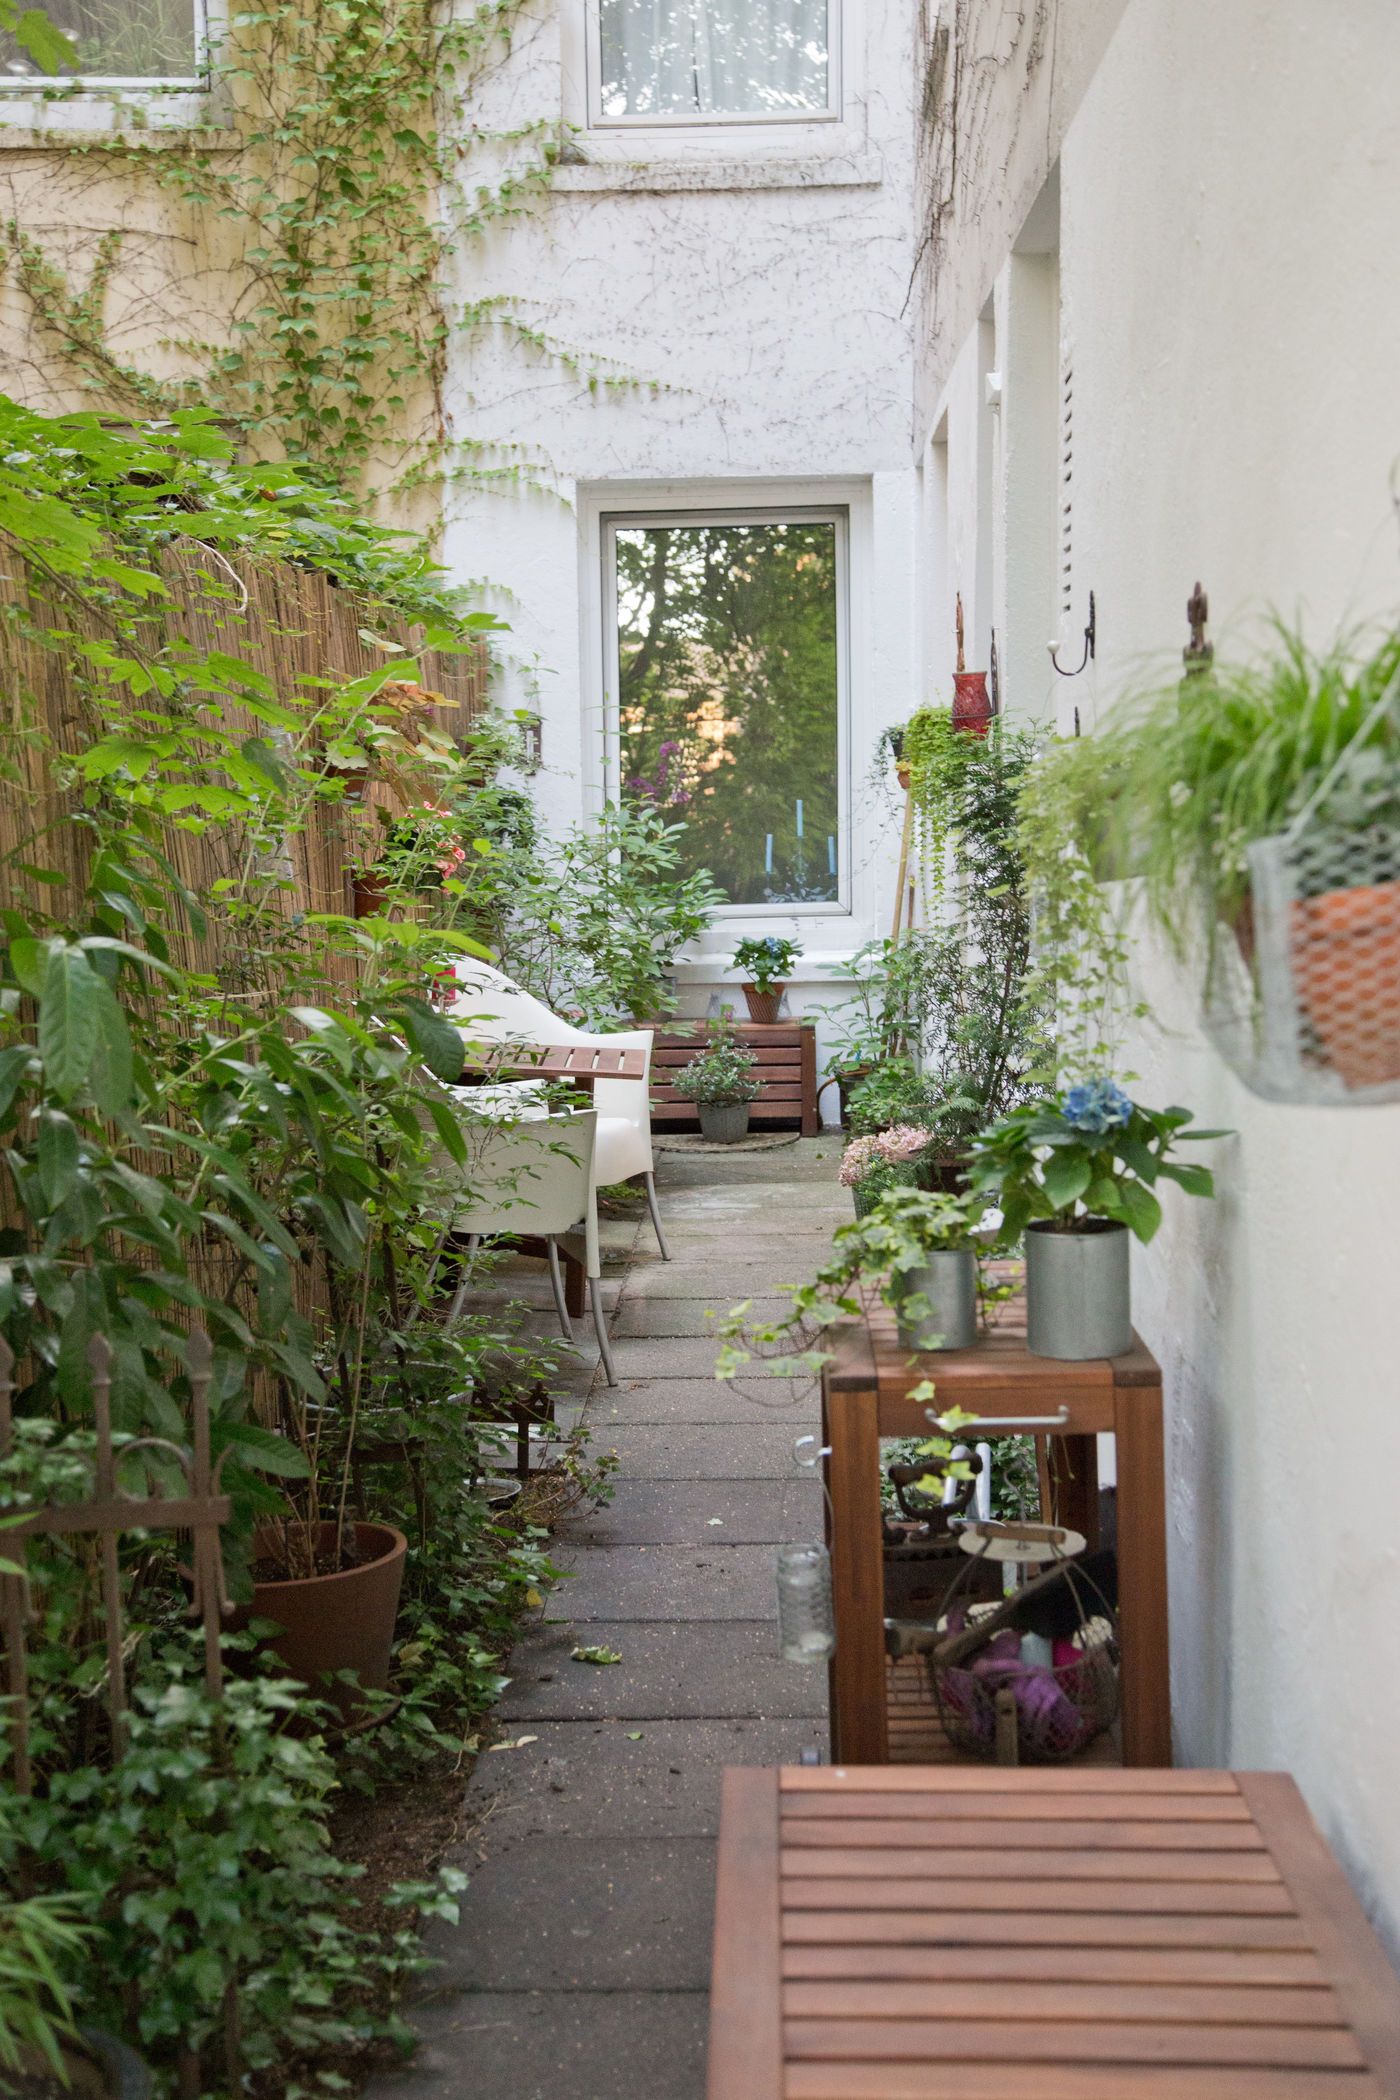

{"left": 441, "top": 0, "right": 922, "bottom": 1054}
{"left": 927, "top": 0, "right": 1400, "bottom": 1950}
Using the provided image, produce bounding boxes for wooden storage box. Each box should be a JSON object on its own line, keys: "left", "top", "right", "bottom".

{"left": 648, "top": 1019, "right": 818, "bottom": 1137}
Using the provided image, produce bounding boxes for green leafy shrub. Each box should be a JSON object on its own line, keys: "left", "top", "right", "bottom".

{"left": 673, "top": 1020, "right": 760, "bottom": 1106}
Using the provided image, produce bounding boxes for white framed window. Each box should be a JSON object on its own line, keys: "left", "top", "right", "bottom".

{"left": 602, "top": 506, "right": 850, "bottom": 916}
{"left": 587, "top": 0, "right": 839, "bottom": 127}
{"left": 0, "top": 0, "right": 209, "bottom": 92}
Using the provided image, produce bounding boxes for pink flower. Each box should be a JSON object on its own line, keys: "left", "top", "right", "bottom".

{"left": 875, "top": 1123, "right": 934, "bottom": 1167}
{"left": 838, "top": 1135, "right": 881, "bottom": 1188}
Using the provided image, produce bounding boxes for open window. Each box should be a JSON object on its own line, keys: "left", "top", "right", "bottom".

{"left": 603, "top": 507, "right": 849, "bottom": 915}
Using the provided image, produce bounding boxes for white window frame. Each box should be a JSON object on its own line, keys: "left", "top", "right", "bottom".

{"left": 583, "top": 0, "right": 842, "bottom": 130}
{"left": 0, "top": 0, "right": 216, "bottom": 129}
{"left": 601, "top": 502, "right": 852, "bottom": 922}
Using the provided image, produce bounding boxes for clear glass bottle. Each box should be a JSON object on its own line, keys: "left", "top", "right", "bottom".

{"left": 775, "top": 1542, "right": 836, "bottom": 1663}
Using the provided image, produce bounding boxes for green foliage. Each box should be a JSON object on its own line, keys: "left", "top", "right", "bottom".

{"left": 0, "top": 1890, "right": 89, "bottom": 2081}
{"left": 732, "top": 934, "right": 801, "bottom": 994}
{"left": 845, "top": 1055, "right": 955, "bottom": 1138}
{"left": 672, "top": 1018, "right": 760, "bottom": 1106}
{"left": 616, "top": 521, "right": 841, "bottom": 904}
{"left": 0, "top": 0, "right": 77, "bottom": 75}
{"left": 969, "top": 1084, "right": 1223, "bottom": 1245}
{"left": 482, "top": 801, "right": 724, "bottom": 1026}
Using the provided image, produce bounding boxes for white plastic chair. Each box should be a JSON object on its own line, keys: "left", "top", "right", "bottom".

{"left": 443, "top": 1105, "right": 617, "bottom": 1387}
{"left": 449, "top": 959, "right": 670, "bottom": 1261}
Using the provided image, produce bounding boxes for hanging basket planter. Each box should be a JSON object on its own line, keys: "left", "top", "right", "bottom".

{"left": 1204, "top": 787, "right": 1400, "bottom": 1104}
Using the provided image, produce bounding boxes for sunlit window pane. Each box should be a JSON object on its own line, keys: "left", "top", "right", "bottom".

{"left": 614, "top": 518, "right": 842, "bottom": 908}
{"left": 598, "top": 0, "right": 829, "bottom": 120}
{"left": 0, "top": 0, "right": 202, "bottom": 82}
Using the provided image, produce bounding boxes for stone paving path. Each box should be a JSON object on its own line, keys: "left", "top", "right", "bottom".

{"left": 371, "top": 1138, "right": 846, "bottom": 2100}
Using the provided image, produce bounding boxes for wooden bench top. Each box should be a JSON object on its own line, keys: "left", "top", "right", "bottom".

{"left": 708, "top": 1765, "right": 1400, "bottom": 2099}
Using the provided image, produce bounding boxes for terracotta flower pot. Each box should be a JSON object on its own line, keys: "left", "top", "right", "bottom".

{"left": 742, "top": 983, "right": 783, "bottom": 1024}
{"left": 244, "top": 1519, "right": 407, "bottom": 1722}
{"left": 352, "top": 870, "right": 388, "bottom": 918}
{"left": 1291, "top": 877, "right": 1400, "bottom": 1088}
{"left": 952, "top": 670, "right": 994, "bottom": 736}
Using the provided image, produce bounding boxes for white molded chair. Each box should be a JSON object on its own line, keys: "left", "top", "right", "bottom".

{"left": 449, "top": 959, "right": 670, "bottom": 1261}
{"left": 443, "top": 1105, "right": 617, "bottom": 1387}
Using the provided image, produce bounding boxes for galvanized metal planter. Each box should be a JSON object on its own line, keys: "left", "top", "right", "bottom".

{"left": 1025, "top": 1221, "right": 1130, "bottom": 1360}
{"left": 893, "top": 1248, "right": 978, "bottom": 1351}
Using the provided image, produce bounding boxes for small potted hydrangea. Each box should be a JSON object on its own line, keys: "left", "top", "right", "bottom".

{"left": 969, "top": 1079, "right": 1224, "bottom": 1358}
{"left": 838, "top": 1122, "right": 938, "bottom": 1217}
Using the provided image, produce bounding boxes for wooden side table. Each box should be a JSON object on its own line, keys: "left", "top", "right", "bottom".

{"left": 707, "top": 1764, "right": 1400, "bottom": 2099}
{"left": 821, "top": 1298, "right": 1170, "bottom": 1768}
{"left": 648, "top": 1018, "right": 819, "bottom": 1136}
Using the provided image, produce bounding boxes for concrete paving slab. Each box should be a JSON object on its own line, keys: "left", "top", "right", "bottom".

{"left": 581, "top": 1422, "right": 814, "bottom": 1478}
{"left": 587, "top": 1376, "right": 818, "bottom": 1425}
{"left": 498, "top": 1618, "right": 826, "bottom": 1721}
{"left": 372, "top": 1991, "right": 707, "bottom": 2100}
{"left": 544, "top": 1541, "right": 780, "bottom": 1620}
{"left": 420, "top": 1835, "right": 717, "bottom": 1991}
{"left": 603, "top": 1336, "right": 754, "bottom": 1377}
{"left": 460, "top": 1717, "right": 821, "bottom": 1840}
{"left": 617, "top": 1262, "right": 802, "bottom": 1300}
{"left": 611, "top": 1297, "right": 792, "bottom": 1338}
{"left": 561, "top": 1477, "right": 821, "bottom": 1546}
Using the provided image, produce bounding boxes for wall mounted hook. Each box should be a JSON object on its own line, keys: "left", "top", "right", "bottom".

{"left": 1049, "top": 591, "right": 1096, "bottom": 678}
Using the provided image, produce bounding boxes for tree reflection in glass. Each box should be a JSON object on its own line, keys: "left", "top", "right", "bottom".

{"left": 614, "top": 518, "right": 841, "bottom": 907}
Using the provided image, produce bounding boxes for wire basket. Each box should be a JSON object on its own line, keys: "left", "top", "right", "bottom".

{"left": 1203, "top": 669, "right": 1400, "bottom": 1103}
{"left": 928, "top": 1529, "right": 1119, "bottom": 1764}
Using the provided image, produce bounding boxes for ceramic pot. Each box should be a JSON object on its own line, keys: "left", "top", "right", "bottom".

{"left": 1025, "top": 1220, "right": 1131, "bottom": 1360}
{"left": 742, "top": 983, "right": 783, "bottom": 1025}
{"left": 698, "top": 1100, "right": 752, "bottom": 1143}
{"left": 832, "top": 1061, "right": 873, "bottom": 1129}
{"left": 893, "top": 1247, "right": 978, "bottom": 1351}
{"left": 1291, "top": 877, "right": 1400, "bottom": 1087}
{"left": 352, "top": 870, "right": 388, "bottom": 918}
{"left": 244, "top": 1520, "right": 407, "bottom": 1721}
{"left": 952, "top": 670, "right": 994, "bottom": 736}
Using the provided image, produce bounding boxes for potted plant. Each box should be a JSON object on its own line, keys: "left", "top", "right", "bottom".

{"left": 239, "top": 1516, "right": 409, "bottom": 1724}
{"left": 841, "top": 1185, "right": 988, "bottom": 1350}
{"left": 732, "top": 935, "right": 802, "bottom": 1025}
{"left": 837, "top": 1121, "right": 943, "bottom": 1216}
{"left": 672, "top": 1020, "right": 761, "bottom": 1141}
{"left": 969, "top": 1080, "right": 1223, "bottom": 1359}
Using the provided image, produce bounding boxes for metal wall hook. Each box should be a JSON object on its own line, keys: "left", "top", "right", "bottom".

{"left": 1049, "top": 591, "right": 1095, "bottom": 678}
{"left": 793, "top": 1434, "right": 833, "bottom": 1468}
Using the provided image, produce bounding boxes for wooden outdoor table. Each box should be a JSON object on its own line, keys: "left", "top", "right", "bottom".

{"left": 455, "top": 1041, "right": 648, "bottom": 1091}
{"left": 707, "top": 1764, "right": 1400, "bottom": 2100}
{"left": 822, "top": 1295, "right": 1170, "bottom": 1767}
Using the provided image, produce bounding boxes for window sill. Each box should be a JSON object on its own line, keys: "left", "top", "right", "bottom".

{"left": 551, "top": 149, "right": 883, "bottom": 195}
{"left": 0, "top": 89, "right": 233, "bottom": 145}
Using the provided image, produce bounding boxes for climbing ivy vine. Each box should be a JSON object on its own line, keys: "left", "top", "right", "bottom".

{"left": 6, "top": 0, "right": 563, "bottom": 496}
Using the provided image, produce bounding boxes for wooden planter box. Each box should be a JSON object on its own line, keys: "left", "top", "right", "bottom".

{"left": 648, "top": 1019, "right": 819, "bottom": 1137}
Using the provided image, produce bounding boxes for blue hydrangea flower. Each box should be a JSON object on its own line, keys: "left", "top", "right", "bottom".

{"left": 1061, "top": 1079, "right": 1134, "bottom": 1134}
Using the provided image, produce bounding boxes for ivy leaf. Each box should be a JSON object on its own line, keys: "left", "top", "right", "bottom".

{"left": 6, "top": 5, "right": 79, "bottom": 72}
{"left": 38, "top": 944, "right": 101, "bottom": 1103}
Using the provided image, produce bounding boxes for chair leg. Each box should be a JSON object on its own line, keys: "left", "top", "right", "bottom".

{"left": 546, "top": 1236, "right": 574, "bottom": 1341}
{"left": 445, "top": 1234, "right": 481, "bottom": 1330}
{"left": 644, "top": 1172, "right": 671, "bottom": 1261}
{"left": 589, "top": 1275, "right": 618, "bottom": 1387}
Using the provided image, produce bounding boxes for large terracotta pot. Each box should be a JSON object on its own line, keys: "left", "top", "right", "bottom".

{"left": 1291, "top": 878, "right": 1400, "bottom": 1087}
{"left": 742, "top": 983, "right": 783, "bottom": 1025}
{"left": 246, "top": 1520, "right": 407, "bottom": 1721}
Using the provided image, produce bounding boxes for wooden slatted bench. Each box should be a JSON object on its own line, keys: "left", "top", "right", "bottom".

{"left": 708, "top": 1765, "right": 1400, "bottom": 2099}
{"left": 648, "top": 1018, "right": 819, "bottom": 1136}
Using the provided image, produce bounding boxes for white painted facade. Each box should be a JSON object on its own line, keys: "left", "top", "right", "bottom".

{"left": 921, "top": 0, "right": 1400, "bottom": 1950}
{"left": 441, "top": 0, "right": 920, "bottom": 1051}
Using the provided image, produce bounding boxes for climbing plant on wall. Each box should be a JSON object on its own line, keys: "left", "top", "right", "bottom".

{"left": 4, "top": 0, "right": 576, "bottom": 497}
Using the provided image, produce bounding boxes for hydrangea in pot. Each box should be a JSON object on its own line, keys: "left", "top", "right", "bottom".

{"left": 673, "top": 1021, "right": 761, "bottom": 1142}
{"left": 838, "top": 1123, "right": 938, "bottom": 1217}
{"left": 969, "top": 1080, "right": 1224, "bottom": 1359}
{"left": 732, "top": 935, "right": 802, "bottom": 1025}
